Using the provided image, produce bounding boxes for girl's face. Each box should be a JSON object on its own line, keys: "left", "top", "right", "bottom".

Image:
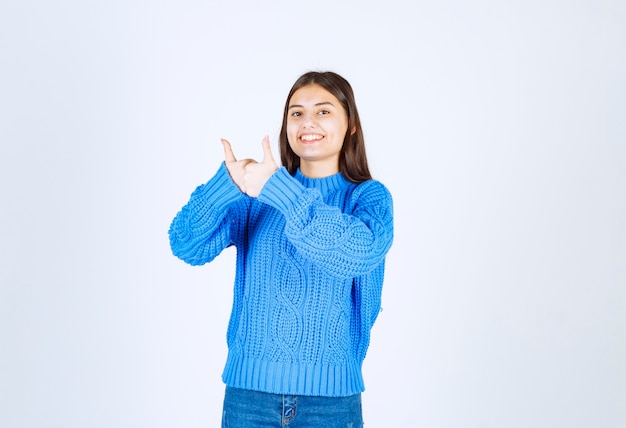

{"left": 286, "top": 84, "right": 349, "bottom": 176}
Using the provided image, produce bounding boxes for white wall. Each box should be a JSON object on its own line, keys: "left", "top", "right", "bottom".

{"left": 1, "top": 1, "right": 624, "bottom": 427}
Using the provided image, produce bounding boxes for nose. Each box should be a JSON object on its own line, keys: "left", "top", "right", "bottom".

{"left": 302, "top": 112, "right": 316, "bottom": 128}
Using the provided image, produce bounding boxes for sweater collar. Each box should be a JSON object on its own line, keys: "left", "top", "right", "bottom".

{"left": 295, "top": 169, "right": 350, "bottom": 192}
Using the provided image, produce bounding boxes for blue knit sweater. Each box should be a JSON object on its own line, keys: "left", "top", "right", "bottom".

{"left": 169, "top": 163, "right": 394, "bottom": 397}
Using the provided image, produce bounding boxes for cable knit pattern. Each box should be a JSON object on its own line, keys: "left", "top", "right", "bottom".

{"left": 169, "top": 163, "right": 394, "bottom": 397}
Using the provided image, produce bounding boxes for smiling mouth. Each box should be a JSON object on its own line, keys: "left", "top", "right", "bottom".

{"left": 300, "top": 134, "right": 324, "bottom": 143}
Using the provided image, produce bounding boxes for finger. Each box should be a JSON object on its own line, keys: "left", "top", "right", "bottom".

{"left": 221, "top": 138, "right": 237, "bottom": 163}
{"left": 261, "top": 135, "right": 275, "bottom": 164}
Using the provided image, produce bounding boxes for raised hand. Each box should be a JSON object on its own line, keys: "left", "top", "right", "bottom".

{"left": 221, "top": 136, "right": 278, "bottom": 197}
{"left": 221, "top": 138, "right": 253, "bottom": 193}
{"left": 242, "top": 136, "right": 279, "bottom": 197}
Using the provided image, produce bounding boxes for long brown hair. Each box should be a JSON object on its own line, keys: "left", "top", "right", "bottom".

{"left": 279, "top": 71, "right": 372, "bottom": 183}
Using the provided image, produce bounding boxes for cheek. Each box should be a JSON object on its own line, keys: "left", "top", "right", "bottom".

{"left": 333, "top": 123, "right": 349, "bottom": 141}
{"left": 325, "top": 117, "right": 348, "bottom": 137}
{"left": 286, "top": 122, "right": 299, "bottom": 141}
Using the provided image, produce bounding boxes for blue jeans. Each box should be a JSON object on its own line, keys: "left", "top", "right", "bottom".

{"left": 221, "top": 386, "right": 364, "bottom": 427}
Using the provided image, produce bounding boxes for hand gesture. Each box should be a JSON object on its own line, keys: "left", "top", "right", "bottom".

{"left": 221, "top": 138, "right": 253, "bottom": 193}
{"left": 221, "top": 136, "right": 278, "bottom": 197}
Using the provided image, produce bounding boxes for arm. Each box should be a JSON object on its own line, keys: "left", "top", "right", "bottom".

{"left": 168, "top": 162, "right": 249, "bottom": 266}
{"left": 258, "top": 168, "right": 394, "bottom": 279}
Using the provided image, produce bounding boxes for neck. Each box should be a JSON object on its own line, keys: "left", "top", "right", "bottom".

{"left": 299, "top": 160, "right": 339, "bottom": 178}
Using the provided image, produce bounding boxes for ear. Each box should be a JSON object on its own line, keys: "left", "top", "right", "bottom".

{"left": 350, "top": 125, "right": 357, "bottom": 135}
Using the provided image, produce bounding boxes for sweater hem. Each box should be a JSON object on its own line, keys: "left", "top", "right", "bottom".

{"left": 221, "top": 353, "right": 365, "bottom": 397}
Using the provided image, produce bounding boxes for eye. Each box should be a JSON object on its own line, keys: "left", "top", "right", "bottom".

{"left": 318, "top": 109, "right": 330, "bottom": 115}
{"left": 290, "top": 111, "right": 302, "bottom": 117}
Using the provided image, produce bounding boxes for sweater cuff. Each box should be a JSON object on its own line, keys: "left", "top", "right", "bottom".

{"left": 258, "top": 167, "right": 305, "bottom": 215}
{"left": 195, "top": 162, "right": 244, "bottom": 206}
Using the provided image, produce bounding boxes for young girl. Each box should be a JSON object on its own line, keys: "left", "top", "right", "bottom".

{"left": 169, "top": 71, "right": 394, "bottom": 427}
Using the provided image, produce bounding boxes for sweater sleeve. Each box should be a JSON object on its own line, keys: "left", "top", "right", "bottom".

{"left": 257, "top": 168, "right": 394, "bottom": 279}
{"left": 168, "top": 162, "right": 249, "bottom": 266}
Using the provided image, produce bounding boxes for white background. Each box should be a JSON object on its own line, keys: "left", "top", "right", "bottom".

{"left": 1, "top": 1, "right": 625, "bottom": 427}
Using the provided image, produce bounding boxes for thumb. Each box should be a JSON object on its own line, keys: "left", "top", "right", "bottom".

{"left": 261, "top": 135, "right": 276, "bottom": 164}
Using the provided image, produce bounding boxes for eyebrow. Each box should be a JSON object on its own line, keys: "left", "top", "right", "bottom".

{"left": 288, "top": 101, "right": 335, "bottom": 110}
